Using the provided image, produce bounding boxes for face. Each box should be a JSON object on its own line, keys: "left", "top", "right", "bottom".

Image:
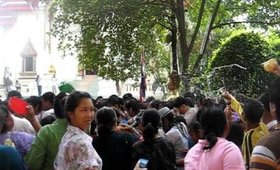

{"left": 190, "top": 129, "right": 202, "bottom": 143}
{"left": 162, "top": 118, "right": 172, "bottom": 133}
{"left": 69, "top": 98, "right": 94, "bottom": 131}
{"left": 269, "top": 102, "right": 277, "bottom": 120}
{"left": 4, "top": 112, "right": 14, "bottom": 132}
{"left": 178, "top": 104, "right": 188, "bottom": 114}
{"left": 41, "top": 99, "right": 51, "bottom": 111}
{"left": 127, "top": 108, "right": 136, "bottom": 117}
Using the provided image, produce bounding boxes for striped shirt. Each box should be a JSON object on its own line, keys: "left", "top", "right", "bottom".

{"left": 250, "top": 130, "right": 280, "bottom": 170}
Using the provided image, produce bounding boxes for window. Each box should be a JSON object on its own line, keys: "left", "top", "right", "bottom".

{"left": 25, "top": 56, "right": 35, "bottom": 72}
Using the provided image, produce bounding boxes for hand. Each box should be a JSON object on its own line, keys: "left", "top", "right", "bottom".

{"left": 24, "top": 105, "right": 36, "bottom": 122}
{"left": 224, "top": 105, "right": 233, "bottom": 124}
{"left": 24, "top": 105, "right": 41, "bottom": 133}
{"left": 221, "top": 90, "right": 233, "bottom": 101}
{"left": 133, "top": 160, "right": 147, "bottom": 170}
{"left": 272, "top": 66, "right": 280, "bottom": 77}
{"left": 115, "top": 124, "right": 134, "bottom": 133}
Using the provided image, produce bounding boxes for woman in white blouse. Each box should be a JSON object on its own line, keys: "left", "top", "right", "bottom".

{"left": 54, "top": 91, "right": 102, "bottom": 170}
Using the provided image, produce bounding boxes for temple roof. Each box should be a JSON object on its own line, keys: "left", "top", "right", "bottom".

{"left": 21, "top": 39, "right": 37, "bottom": 57}
{"left": 0, "top": 0, "right": 39, "bottom": 26}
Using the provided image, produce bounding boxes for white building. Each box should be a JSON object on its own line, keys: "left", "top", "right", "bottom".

{"left": 0, "top": 0, "right": 78, "bottom": 99}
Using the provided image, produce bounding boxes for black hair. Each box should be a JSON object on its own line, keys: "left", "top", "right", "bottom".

{"left": 125, "top": 98, "right": 140, "bottom": 115}
{"left": 202, "top": 98, "right": 216, "bottom": 108}
{"left": 41, "top": 92, "right": 55, "bottom": 104}
{"left": 149, "top": 100, "right": 161, "bottom": 110}
{"left": 90, "top": 119, "right": 97, "bottom": 138}
{"left": 7, "top": 90, "right": 22, "bottom": 100}
{"left": 185, "top": 97, "right": 194, "bottom": 107}
{"left": 26, "top": 96, "right": 42, "bottom": 114}
{"left": 258, "top": 92, "right": 270, "bottom": 113}
{"left": 196, "top": 93, "right": 206, "bottom": 104}
{"left": 243, "top": 99, "right": 264, "bottom": 124}
{"left": 65, "top": 91, "right": 92, "bottom": 121}
{"left": 161, "top": 101, "right": 174, "bottom": 110}
{"left": 218, "top": 98, "right": 227, "bottom": 111}
{"left": 174, "top": 115, "right": 187, "bottom": 126}
{"left": 40, "top": 115, "right": 56, "bottom": 126}
{"left": 269, "top": 80, "right": 280, "bottom": 121}
{"left": 235, "top": 93, "right": 248, "bottom": 104}
{"left": 96, "top": 107, "right": 117, "bottom": 136}
{"left": 174, "top": 96, "right": 191, "bottom": 108}
{"left": 95, "top": 98, "right": 108, "bottom": 110}
{"left": 53, "top": 92, "right": 68, "bottom": 119}
{"left": 122, "top": 93, "right": 133, "bottom": 102}
{"left": 96, "top": 96, "right": 103, "bottom": 102}
{"left": 145, "top": 96, "right": 156, "bottom": 103}
{"left": 226, "top": 123, "right": 244, "bottom": 148}
{"left": 107, "top": 95, "right": 122, "bottom": 106}
{"left": 141, "top": 109, "right": 160, "bottom": 144}
{"left": 188, "top": 121, "right": 202, "bottom": 134}
{"left": 200, "top": 104, "right": 226, "bottom": 150}
{"left": 0, "top": 105, "right": 10, "bottom": 133}
{"left": 161, "top": 112, "right": 175, "bottom": 133}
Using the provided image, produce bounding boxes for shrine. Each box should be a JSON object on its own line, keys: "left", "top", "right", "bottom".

{"left": 0, "top": 0, "right": 40, "bottom": 97}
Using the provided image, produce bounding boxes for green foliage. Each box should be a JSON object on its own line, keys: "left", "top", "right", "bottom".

{"left": 208, "top": 32, "right": 274, "bottom": 97}
{"left": 49, "top": 0, "right": 280, "bottom": 95}
{"left": 266, "top": 30, "right": 280, "bottom": 58}
{"left": 50, "top": 0, "right": 171, "bottom": 82}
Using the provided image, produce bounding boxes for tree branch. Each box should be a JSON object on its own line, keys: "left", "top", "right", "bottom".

{"left": 187, "top": 0, "right": 206, "bottom": 63}
{"left": 192, "top": 0, "right": 221, "bottom": 75}
{"left": 212, "top": 20, "right": 280, "bottom": 29}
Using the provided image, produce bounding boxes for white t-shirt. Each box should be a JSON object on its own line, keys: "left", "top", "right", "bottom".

{"left": 11, "top": 114, "right": 36, "bottom": 134}
{"left": 183, "top": 107, "right": 197, "bottom": 126}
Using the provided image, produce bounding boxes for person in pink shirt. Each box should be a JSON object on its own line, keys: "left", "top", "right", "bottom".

{"left": 184, "top": 104, "right": 245, "bottom": 170}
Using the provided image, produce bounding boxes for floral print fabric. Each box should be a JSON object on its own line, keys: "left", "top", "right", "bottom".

{"left": 54, "top": 125, "right": 102, "bottom": 170}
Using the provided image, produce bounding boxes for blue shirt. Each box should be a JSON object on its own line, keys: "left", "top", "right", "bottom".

{"left": 0, "top": 145, "right": 26, "bottom": 170}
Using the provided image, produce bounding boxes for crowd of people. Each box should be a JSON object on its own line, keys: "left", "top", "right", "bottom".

{"left": 0, "top": 78, "right": 280, "bottom": 170}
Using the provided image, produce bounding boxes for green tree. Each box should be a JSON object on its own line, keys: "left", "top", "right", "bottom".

{"left": 48, "top": 0, "right": 280, "bottom": 96}
{"left": 207, "top": 32, "right": 274, "bottom": 97}
{"left": 50, "top": 0, "right": 171, "bottom": 95}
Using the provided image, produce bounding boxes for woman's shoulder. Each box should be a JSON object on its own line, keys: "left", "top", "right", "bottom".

{"left": 114, "top": 131, "right": 139, "bottom": 143}
{"left": 216, "top": 138, "right": 241, "bottom": 153}
{"left": 11, "top": 131, "right": 35, "bottom": 139}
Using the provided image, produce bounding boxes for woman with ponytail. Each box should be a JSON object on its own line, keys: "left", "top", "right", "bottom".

{"left": 184, "top": 104, "right": 244, "bottom": 170}
{"left": 131, "top": 108, "right": 176, "bottom": 170}
{"left": 93, "top": 107, "right": 137, "bottom": 170}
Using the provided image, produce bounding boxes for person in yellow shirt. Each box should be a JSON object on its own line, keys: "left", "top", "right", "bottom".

{"left": 222, "top": 91, "right": 269, "bottom": 169}
{"left": 241, "top": 99, "right": 269, "bottom": 169}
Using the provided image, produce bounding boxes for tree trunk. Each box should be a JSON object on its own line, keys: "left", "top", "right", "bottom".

{"left": 116, "top": 80, "right": 121, "bottom": 96}
{"left": 193, "top": 0, "right": 222, "bottom": 75}
{"left": 171, "top": 14, "right": 178, "bottom": 72}
{"left": 176, "top": 0, "right": 189, "bottom": 91}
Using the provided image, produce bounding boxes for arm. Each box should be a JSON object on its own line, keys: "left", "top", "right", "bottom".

{"left": 25, "top": 105, "right": 41, "bottom": 133}
{"left": 133, "top": 160, "right": 147, "bottom": 170}
{"left": 176, "top": 158, "right": 184, "bottom": 167}
{"left": 222, "top": 91, "right": 244, "bottom": 121}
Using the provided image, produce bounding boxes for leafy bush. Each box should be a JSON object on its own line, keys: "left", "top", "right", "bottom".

{"left": 207, "top": 32, "right": 274, "bottom": 97}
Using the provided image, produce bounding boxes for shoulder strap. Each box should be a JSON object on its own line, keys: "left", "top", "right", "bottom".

{"left": 245, "top": 130, "right": 254, "bottom": 169}
{"left": 175, "top": 123, "right": 190, "bottom": 140}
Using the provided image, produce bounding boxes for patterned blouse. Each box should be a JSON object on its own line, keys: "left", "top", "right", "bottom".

{"left": 54, "top": 125, "right": 102, "bottom": 170}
